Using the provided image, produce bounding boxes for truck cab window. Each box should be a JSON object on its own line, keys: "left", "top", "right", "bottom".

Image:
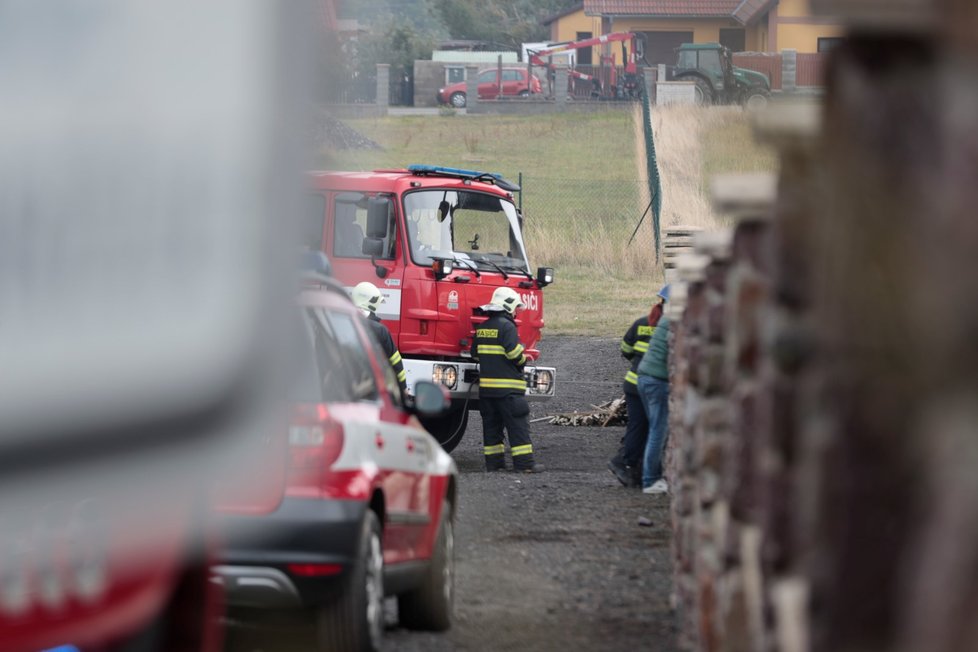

{"left": 332, "top": 193, "right": 396, "bottom": 260}
{"left": 403, "top": 189, "right": 530, "bottom": 274}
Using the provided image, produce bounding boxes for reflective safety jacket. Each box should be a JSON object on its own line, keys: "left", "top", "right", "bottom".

{"left": 620, "top": 314, "right": 657, "bottom": 395}
{"left": 366, "top": 314, "right": 407, "bottom": 392}
{"left": 471, "top": 310, "right": 527, "bottom": 398}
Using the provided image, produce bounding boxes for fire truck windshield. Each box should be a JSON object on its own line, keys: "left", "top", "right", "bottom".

{"left": 403, "top": 190, "right": 530, "bottom": 273}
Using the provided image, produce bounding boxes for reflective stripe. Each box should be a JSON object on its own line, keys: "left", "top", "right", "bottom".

{"left": 484, "top": 444, "right": 505, "bottom": 455}
{"left": 634, "top": 341, "right": 649, "bottom": 353}
{"left": 397, "top": 369, "right": 407, "bottom": 382}
{"left": 620, "top": 340, "right": 635, "bottom": 354}
{"left": 511, "top": 444, "right": 533, "bottom": 456}
{"left": 624, "top": 370, "right": 638, "bottom": 385}
{"left": 477, "top": 344, "right": 507, "bottom": 356}
{"left": 479, "top": 378, "right": 528, "bottom": 390}
{"left": 505, "top": 344, "right": 524, "bottom": 360}
{"left": 389, "top": 351, "right": 402, "bottom": 365}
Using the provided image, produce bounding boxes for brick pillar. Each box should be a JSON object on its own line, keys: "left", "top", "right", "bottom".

{"left": 376, "top": 63, "right": 390, "bottom": 108}
{"left": 465, "top": 65, "right": 479, "bottom": 111}
{"left": 781, "top": 49, "right": 797, "bottom": 93}
{"left": 554, "top": 65, "right": 568, "bottom": 107}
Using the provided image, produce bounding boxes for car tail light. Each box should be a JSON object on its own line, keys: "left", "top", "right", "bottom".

{"left": 287, "top": 563, "right": 343, "bottom": 577}
{"left": 286, "top": 403, "right": 344, "bottom": 495}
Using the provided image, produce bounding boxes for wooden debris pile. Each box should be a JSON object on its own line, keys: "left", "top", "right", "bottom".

{"left": 536, "top": 397, "right": 627, "bottom": 427}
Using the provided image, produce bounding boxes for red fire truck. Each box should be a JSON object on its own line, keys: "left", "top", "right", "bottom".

{"left": 308, "top": 165, "right": 557, "bottom": 451}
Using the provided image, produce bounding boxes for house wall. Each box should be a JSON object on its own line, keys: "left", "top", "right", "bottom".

{"left": 554, "top": 1, "right": 847, "bottom": 55}
{"left": 774, "top": 0, "right": 847, "bottom": 52}
{"left": 547, "top": 8, "right": 604, "bottom": 65}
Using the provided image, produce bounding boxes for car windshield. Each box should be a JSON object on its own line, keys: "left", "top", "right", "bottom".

{"left": 402, "top": 189, "right": 530, "bottom": 273}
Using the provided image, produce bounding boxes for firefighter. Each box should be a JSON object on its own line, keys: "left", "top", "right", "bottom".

{"left": 472, "top": 286, "right": 542, "bottom": 473}
{"left": 608, "top": 284, "right": 669, "bottom": 487}
{"left": 352, "top": 281, "right": 407, "bottom": 394}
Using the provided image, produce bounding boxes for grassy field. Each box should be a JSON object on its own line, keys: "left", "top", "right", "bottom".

{"left": 326, "top": 106, "right": 776, "bottom": 336}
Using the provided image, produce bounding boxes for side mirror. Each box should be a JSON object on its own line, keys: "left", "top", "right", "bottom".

{"left": 411, "top": 380, "right": 449, "bottom": 417}
{"left": 362, "top": 237, "right": 383, "bottom": 257}
{"left": 362, "top": 237, "right": 388, "bottom": 279}
{"left": 536, "top": 266, "right": 554, "bottom": 287}
{"left": 366, "top": 197, "right": 391, "bottom": 239}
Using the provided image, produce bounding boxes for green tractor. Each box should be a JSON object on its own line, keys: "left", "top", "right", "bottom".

{"left": 668, "top": 42, "right": 771, "bottom": 108}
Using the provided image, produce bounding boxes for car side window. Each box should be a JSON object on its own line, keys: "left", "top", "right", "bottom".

{"left": 501, "top": 70, "right": 521, "bottom": 82}
{"left": 302, "top": 308, "right": 357, "bottom": 403}
{"left": 477, "top": 70, "right": 496, "bottom": 83}
{"left": 291, "top": 310, "right": 324, "bottom": 402}
{"left": 366, "top": 332, "right": 404, "bottom": 408}
{"left": 318, "top": 310, "right": 379, "bottom": 402}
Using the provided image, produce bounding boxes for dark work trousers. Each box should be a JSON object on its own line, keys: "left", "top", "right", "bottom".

{"left": 479, "top": 394, "right": 534, "bottom": 470}
{"left": 620, "top": 391, "right": 650, "bottom": 468}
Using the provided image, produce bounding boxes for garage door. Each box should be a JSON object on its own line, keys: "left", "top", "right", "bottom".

{"left": 640, "top": 31, "right": 694, "bottom": 66}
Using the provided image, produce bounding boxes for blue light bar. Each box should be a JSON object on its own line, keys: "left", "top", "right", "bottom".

{"left": 407, "top": 165, "right": 520, "bottom": 192}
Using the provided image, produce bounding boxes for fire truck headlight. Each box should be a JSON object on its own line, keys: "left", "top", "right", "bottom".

{"left": 432, "top": 364, "right": 458, "bottom": 390}
{"left": 533, "top": 369, "right": 554, "bottom": 394}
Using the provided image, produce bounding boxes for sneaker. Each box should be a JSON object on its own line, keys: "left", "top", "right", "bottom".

{"left": 643, "top": 479, "right": 669, "bottom": 495}
{"left": 513, "top": 464, "right": 545, "bottom": 474}
{"left": 607, "top": 460, "right": 631, "bottom": 486}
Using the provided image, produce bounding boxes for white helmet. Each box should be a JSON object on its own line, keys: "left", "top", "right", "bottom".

{"left": 352, "top": 281, "right": 384, "bottom": 315}
{"left": 490, "top": 286, "right": 524, "bottom": 315}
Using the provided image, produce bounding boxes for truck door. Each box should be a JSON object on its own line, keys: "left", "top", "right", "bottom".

{"left": 325, "top": 193, "right": 406, "bottom": 340}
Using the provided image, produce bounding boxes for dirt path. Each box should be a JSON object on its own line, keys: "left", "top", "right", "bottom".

{"left": 383, "top": 335, "right": 679, "bottom": 651}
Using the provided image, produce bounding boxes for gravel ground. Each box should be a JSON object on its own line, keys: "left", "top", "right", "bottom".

{"left": 383, "top": 335, "right": 679, "bottom": 651}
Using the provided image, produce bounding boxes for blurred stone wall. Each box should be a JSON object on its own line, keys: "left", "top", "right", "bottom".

{"left": 663, "top": 3, "right": 978, "bottom": 650}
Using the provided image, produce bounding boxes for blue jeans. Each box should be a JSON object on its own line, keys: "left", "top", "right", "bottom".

{"left": 637, "top": 375, "right": 669, "bottom": 488}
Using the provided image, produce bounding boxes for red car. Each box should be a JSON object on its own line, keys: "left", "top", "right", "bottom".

{"left": 215, "top": 271, "right": 457, "bottom": 652}
{"left": 438, "top": 67, "right": 542, "bottom": 108}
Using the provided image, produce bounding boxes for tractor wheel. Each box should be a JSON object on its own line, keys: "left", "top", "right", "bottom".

{"left": 744, "top": 91, "right": 770, "bottom": 110}
{"left": 693, "top": 78, "right": 714, "bottom": 105}
{"left": 449, "top": 92, "right": 466, "bottom": 108}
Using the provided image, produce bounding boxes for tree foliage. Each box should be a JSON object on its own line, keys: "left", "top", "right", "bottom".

{"left": 431, "top": 0, "right": 581, "bottom": 50}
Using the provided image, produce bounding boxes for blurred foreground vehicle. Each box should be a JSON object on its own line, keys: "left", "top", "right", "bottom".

{"left": 0, "top": 2, "right": 314, "bottom": 650}
{"left": 215, "top": 269, "right": 457, "bottom": 652}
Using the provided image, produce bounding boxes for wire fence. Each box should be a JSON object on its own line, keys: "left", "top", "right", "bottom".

{"left": 516, "top": 176, "right": 658, "bottom": 277}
